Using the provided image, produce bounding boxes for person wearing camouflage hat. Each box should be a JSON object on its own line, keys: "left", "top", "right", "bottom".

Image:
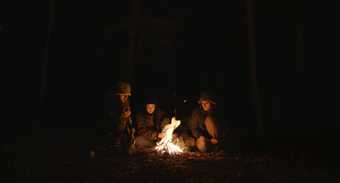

{"left": 114, "top": 81, "right": 132, "bottom": 96}
{"left": 113, "top": 81, "right": 131, "bottom": 105}
{"left": 109, "top": 81, "right": 135, "bottom": 153}
{"left": 188, "top": 91, "right": 220, "bottom": 152}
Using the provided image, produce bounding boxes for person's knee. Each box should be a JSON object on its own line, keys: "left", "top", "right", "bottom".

{"left": 196, "top": 136, "right": 207, "bottom": 152}
{"left": 135, "top": 136, "right": 154, "bottom": 148}
{"left": 184, "top": 137, "right": 196, "bottom": 147}
{"left": 134, "top": 136, "right": 146, "bottom": 147}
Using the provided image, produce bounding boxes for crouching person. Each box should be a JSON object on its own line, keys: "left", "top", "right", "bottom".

{"left": 110, "top": 81, "right": 135, "bottom": 154}
{"left": 135, "top": 97, "right": 170, "bottom": 150}
{"left": 188, "top": 91, "right": 220, "bottom": 152}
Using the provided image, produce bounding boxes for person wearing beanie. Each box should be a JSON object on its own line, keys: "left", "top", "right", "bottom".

{"left": 134, "top": 97, "right": 171, "bottom": 150}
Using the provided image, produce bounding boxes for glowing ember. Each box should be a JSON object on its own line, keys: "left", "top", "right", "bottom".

{"left": 155, "top": 117, "right": 184, "bottom": 155}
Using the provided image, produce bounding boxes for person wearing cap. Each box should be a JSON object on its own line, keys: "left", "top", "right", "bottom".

{"left": 108, "top": 81, "right": 134, "bottom": 153}
{"left": 134, "top": 97, "right": 171, "bottom": 150}
{"left": 188, "top": 91, "right": 220, "bottom": 152}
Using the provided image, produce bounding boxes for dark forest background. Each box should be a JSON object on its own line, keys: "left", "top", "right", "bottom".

{"left": 2, "top": 1, "right": 340, "bottom": 181}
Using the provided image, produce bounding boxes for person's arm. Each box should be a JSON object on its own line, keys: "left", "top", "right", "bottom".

{"left": 135, "top": 113, "right": 147, "bottom": 135}
{"left": 188, "top": 109, "right": 201, "bottom": 138}
{"left": 204, "top": 115, "right": 218, "bottom": 144}
{"left": 136, "top": 113, "right": 157, "bottom": 139}
{"left": 160, "top": 111, "right": 171, "bottom": 130}
{"left": 115, "top": 104, "right": 131, "bottom": 133}
{"left": 157, "top": 111, "right": 171, "bottom": 139}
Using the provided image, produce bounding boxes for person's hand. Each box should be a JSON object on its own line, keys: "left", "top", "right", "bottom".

{"left": 210, "top": 138, "right": 218, "bottom": 144}
{"left": 158, "top": 132, "right": 165, "bottom": 139}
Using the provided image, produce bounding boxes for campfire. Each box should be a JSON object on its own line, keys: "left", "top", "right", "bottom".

{"left": 155, "top": 117, "right": 185, "bottom": 155}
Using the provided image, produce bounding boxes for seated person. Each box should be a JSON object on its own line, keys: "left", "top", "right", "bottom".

{"left": 134, "top": 97, "right": 170, "bottom": 149}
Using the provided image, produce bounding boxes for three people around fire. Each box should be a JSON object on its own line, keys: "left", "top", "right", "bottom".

{"left": 108, "top": 81, "right": 221, "bottom": 153}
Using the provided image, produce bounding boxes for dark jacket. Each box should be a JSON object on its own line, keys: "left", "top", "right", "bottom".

{"left": 188, "top": 107, "right": 220, "bottom": 140}
{"left": 135, "top": 109, "right": 170, "bottom": 140}
{"left": 108, "top": 100, "right": 133, "bottom": 141}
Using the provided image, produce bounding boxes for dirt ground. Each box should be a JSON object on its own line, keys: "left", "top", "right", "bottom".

{"left": 45, "top": 144, "right": 338, "bottom": 183}
{"left": 6, "top": 129, "right": 339, "bottom": 183}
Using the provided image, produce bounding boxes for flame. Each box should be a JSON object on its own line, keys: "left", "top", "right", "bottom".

{"left": 155, "top": 117, "right": 184, "bottom": 155}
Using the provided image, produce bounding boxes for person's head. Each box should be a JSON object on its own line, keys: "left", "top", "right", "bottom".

{"left": 117, "top": 94, "right": 129, "bottom": 104}
{"left": 114, "top": 81, "right": 131, "bottom": 103}
{"left": 146, "top": 104, "right": 156, "bottom": 114}
{"left": 198, "top": 91, "right": 216, "bottom": 112}
{"left": 145, "top": 97, "right": 158, "bottom": 114}
{"left": 199, "top": 99, "right": 213, "bottom": 112}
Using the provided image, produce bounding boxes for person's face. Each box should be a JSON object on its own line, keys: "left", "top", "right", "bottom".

{"left": 118, "top": 94, "right": 129, "bottom": 104}
{"left": 200, "top": 100, "right": 212, "bottom": 112}
{"left": 146, "top": 104, "right": 156, "bottom": 114}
